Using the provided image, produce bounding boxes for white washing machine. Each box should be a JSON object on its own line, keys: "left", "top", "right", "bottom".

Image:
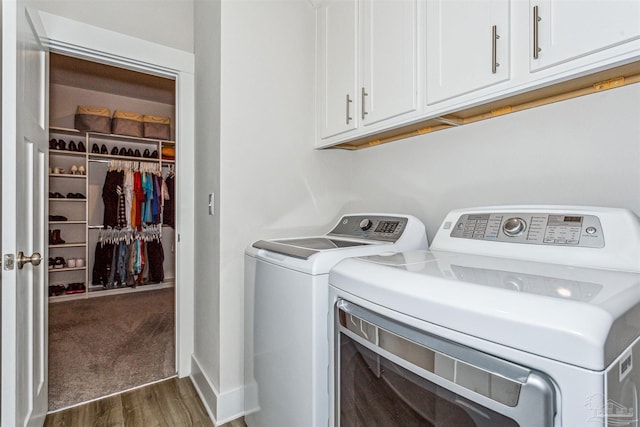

{"left": 329, "top": 206, "right": 640, "bottom": 427}
{"left": 244, "top": 213, "right": 428, "bottom": 427}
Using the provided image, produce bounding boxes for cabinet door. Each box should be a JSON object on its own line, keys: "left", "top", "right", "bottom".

{"left": 426, "top": 0, "right": 510, "bottom": 104}
{"left": 531, "top": 0, "right": 640, "bottom": 71}
{"left": 361, "top": 0, "right": 418, "bottom": 126}
{"left": 318, "top": 0, "right": 359, "bottom": 140}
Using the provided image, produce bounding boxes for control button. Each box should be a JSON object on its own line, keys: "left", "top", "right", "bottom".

{"left": 359, "top": 219, "right": 372, "bottom": 231}
{"left": 503, "top": 217, "right": 526, "bottom": 237}
{"left": 586, "top": 226, "right": 597, "bottom": 234}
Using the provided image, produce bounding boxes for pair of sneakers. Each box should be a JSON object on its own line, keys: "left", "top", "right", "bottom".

{"left": 66, "top": 258, "right": 85, "bottom": 268}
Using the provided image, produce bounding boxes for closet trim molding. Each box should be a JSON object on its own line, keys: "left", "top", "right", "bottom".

{"left": 33, "top": 8, "right": 196, "bottom": 378}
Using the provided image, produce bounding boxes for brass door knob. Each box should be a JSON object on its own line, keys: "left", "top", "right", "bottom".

{"left": 17, "top": 251, "right": 42, "bottom": 269}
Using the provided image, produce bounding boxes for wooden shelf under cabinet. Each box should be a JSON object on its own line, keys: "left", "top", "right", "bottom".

{"left": 334, "top": 61, "right": 640, "bottom": 150}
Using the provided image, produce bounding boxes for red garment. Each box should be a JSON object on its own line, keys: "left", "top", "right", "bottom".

{"left": 134, "top": 172, "right": 144, "bottom": 231}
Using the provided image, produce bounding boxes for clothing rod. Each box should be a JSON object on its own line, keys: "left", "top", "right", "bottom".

{"left": 88, "top": 225, "right": 105, "bottom": 229}
{"left": 88, "top": 159, "right": 110, "bottom": 164}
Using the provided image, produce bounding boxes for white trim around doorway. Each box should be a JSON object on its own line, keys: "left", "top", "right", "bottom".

{"left": 31, "top": 8, "right": 196, "bottom": 378}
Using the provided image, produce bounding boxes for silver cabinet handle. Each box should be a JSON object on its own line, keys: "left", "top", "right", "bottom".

{"left": 533, "top": 5, "right": 541, "bottom": 59}
{"left": 16, "top": 251, "right": 42, "bottom": 269}
{"left": 361, "top": 87, "right": 369, "bottom": 120}
{"left": 492, "top": 25, "right": 500, "bottom": 74}
{"left": 346, "top": 94, "right": 353, "bottom": 125}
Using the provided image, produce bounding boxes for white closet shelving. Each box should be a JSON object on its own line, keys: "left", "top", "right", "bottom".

{"left": 48, "top": 126, "right": 176, "bottom": 302}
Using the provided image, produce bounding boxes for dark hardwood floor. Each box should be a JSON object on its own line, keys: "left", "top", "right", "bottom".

{"left": 44, "top": 377, "right": 245, "bottom": 427}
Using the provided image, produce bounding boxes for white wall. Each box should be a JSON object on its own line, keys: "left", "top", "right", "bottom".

{"left": 344, "top": 84, "right": 640, "bottom": 241}
{"left": 193, "top": 0, "right": 354, "bottom": 422}
{"left": 193, "top": 0, "right": 222, "bottom": 407}
{"left": 33, "top": 0, "right": 194, "bottom": 53}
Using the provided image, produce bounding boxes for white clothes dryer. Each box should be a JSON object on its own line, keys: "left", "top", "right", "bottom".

{"left": 329, "top": 206, "right": 640, "bottom": 427}
{"left": 244, "top": 214, "right": 428, "bottom": 427}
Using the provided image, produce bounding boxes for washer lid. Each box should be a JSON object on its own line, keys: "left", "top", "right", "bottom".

{"left": 253, "top": 237, "right": 370, "bottom": 260}
{"left": 329, "top": 250, "right": 640, "bottom": 371}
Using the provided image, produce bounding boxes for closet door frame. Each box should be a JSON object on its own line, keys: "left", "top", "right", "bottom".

{"left": 32, "top": 10, "right": 196, "bottom": 378}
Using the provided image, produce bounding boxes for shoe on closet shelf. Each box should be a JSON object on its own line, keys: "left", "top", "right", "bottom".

{"left": 57, "top": 140, "right": 66, "bottom": 150}
{"left": 101, "top": 144, "right": 108, "bottom": 155}
{"left": 143, "top": 149, "right": 151, "bottom": 158}
{"left": 54, "top": 257, "right": 66, "bottom": 269}
{"left": 119, "top": 147, "right": 127, "bottom": 156}
{"left": 68, "top": 141, "right": 77, "bottom": 151}
{"left": 134, "top": 149, "right": 141, "bottom": 157}
{"left": 111, "top": 146, "right": 119, "bottom": 156}
{"left": 48, "top": 214, "right": 68, "bottom": 221}
{"left": 48, "top": 257, "right": 55, "bottom": 270}
{"left": 78, "top": 141, "right": 86, "bottom": 152}
{"left": 151, "top": 150, "right": 158, "bottom": 158}
{"left": 49, "top": 285, "right": 66, "bottom": 297}
{"left": 65, "top": 283, "right": 86, "bottom": 294}
{"left": 78, "top": 165, "right": 86, "bottom": 175}
{"left": 70, "top": 165, "right": 78, "bottom": 175}
{"left": 67, "top": 259, "right": 77, "bottom": 268}
{"left": 92, "top": 143, "right": 100, "bottom": 154}
{"left": 49, "top": 229, "right": 66, "bottom": 245}
{"left": 49, "top": 139, "right": 58, "bottom": 150}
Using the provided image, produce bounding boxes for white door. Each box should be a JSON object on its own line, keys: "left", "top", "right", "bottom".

{"left": 361, "top": 0, "right": 418, "bottom": 126}
{"left": 530, "top": 0, "right": 640, "bottom": 71}
{"left": 2, "top": 2, "right": 49, "bottom": 426}
{"left": 318, "top": 0, "right": 359, "bottom": 140}
{"left": 426, "top": 0, "right": 510, "bottom": 104}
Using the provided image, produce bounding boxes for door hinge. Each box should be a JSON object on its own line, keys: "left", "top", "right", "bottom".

{"left": 4, "top": 254, "right": 15, "bottom": 271}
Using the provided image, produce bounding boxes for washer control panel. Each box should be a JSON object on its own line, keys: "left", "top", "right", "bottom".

{"left": 329, "top": 215, "right": 408, "bottom": 242}
{"left": 450, "top": 212, "right": 605, "bottom": 248}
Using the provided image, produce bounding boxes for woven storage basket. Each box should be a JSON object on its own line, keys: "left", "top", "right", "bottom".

{"left": 143, "top": 115, "right": 171, "bottom": 140}
{"left": 111, "top": 110, "right": 144, "bottom": 137}
{"left": 74, "top": 106, "right": 111, "bottom": 133}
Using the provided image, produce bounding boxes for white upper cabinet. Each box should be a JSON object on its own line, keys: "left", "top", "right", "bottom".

{"left": 318, "top": 0, "right": 359, "bottom": 139}
{"left": 426, "top": 0, "right": 510, "bottom": 104}
{"left": 361, "top": 0, "right": 419, "bottom": 125}
{"left": 316, "top": 0, "right": 640, "bottom": 148}
{"left": 530, "top": 0, "right": 640, "bottom": 71}
{"left": 317, "top": 0, "right": 420, "bottom": 143}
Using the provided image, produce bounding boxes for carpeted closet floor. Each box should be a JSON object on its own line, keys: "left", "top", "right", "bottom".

{"left": 48, "top": 288, "right": 175, "bottom": 411}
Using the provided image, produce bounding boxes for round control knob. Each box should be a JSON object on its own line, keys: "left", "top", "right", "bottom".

{"left": 586, "top": 226, "right": 597, "bottom": 235}
{"left": 359, "top": 218, "right": 373, "bottom": 231}
{"left": 502, "top": 217, "right": 526, "bottom": 237}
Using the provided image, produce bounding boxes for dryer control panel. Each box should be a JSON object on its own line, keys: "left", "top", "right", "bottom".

{"left": 449, "top": 212, "right": 605, "bottom": 248}
{"left": 328, "top": 215, "right": 408, "bottom": 242}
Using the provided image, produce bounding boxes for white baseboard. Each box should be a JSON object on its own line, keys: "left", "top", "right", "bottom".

{"left": 190, "top": 355, "right": 245, "bottom": 426}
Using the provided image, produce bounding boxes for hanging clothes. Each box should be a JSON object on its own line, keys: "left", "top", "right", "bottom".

{"left": 147, "top": 240, "right": 164, "bottom": 283}
{"left": 96, "top": 159, "right": 167, "bottom": 287}
{"left": 92, "top": 243, "right": 115, "bottom": 286}
{"left": 102, "top": 170, "right": 124, "bottom": 227}
{"left": 163, "top": 173, "right": 175, "bottom": 228}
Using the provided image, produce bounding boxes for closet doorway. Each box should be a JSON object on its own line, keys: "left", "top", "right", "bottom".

{"left": 47, "top": 53, "right": 178, "bottom": 411}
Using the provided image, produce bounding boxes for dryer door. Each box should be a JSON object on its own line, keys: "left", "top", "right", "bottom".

{"left": 334, "top": 300, "right": 556, "bottom": 427}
